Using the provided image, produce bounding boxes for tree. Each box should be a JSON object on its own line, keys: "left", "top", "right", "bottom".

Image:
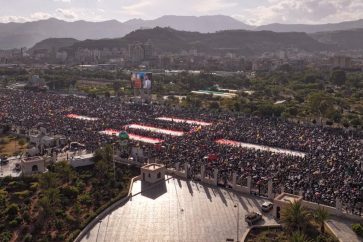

{"left": 112, "top": 81, "right": 122, "bottom": 96}
{"left": 38, "top": 196, "right": 53, "bottom": 222}
{"left": 0, "top": 191, "right": 7, "bottom": 210}
{"left": 304, "top": 75, "right": 317, "bottom": 84}
{"left": 314, "top": 207, "right": 329, "bottom": 234}
{"left": 290, "top": 232, "right": 312, "bottom": 242}
{"left": 95, "top": 160, "right": 110, "bottom": 180}
{"left": 44, "top": 188, "right": 61, "bottom": 208}
{"left": 331, "top": 70, "right": 346, "bottom": 86}
{"left": 6, "top": 203, "right": 19, "bottom": 218}
{"left": 281, "top": 201, "right": 311, "bottom": 233}
{"left": 306, "top": 92, "right": 335, "bottom": 123}
{"left": 209, "top": 101, "right": 220, "bottom": 110}
{"left": 94, "top": 145, "right": 113, "bottom": 163}
{"left": 54, "top": 161, "right": 75, "bottom": 183}
{"left": 104, "top": 91, "right": 111, "bottom": 98}
{"left": 40, "top": 172, "right": 58, "bottom": 189}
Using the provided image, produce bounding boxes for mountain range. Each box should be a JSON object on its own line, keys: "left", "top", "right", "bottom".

{"left": 1, "top": 15, "right": 363, "bottom": 49}
{"left": 55, "top": 27, "right": 331, "bottom": 57}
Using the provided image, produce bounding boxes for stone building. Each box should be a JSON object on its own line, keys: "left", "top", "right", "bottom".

{"left": 21, "top": 156, "right": 46, "bottom": 176}
{"left": 141, "top": 163, "right": 166, "bottom": 184}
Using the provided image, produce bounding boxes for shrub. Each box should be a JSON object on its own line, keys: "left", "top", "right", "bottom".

{"left": 13, "top": 190, "right": 31, "bottom": 200}
{"left": 65, "top": 214, "right": 78, "bottom": 228}
{"left": 56, "top": 234, "right": 65, "bottom": 241}
{"left": 23, "top": 211, "right": 31, "bottom": 223}
{"left": 0, "top": 193, "right": 6, "bottom": 209}
{"left": 61, "top": 186, "right": 79, "bottom": 200}
{"left": 75, "top": 180, "right": 86, "bottom": 191}
{"left": 14, "top": 216, "right": 22, "bottom": 224}
{"left": 325, "top": 120, "right": 333, "bottom": 126}
{"left": 0, "top": 137, "right": 10, "bottom": 144}
{"left": 30, "top": 182, "right": 39, "bottom": 192}
{"left": 6, "top": 181, "right": 27, "bottom": 192}
{"left": 6, "top": 203, "right": 19, "bottom": 218}
{"left": 316, "top": 234, "right": 337, "bottom": 242}
{"left": 23, "top": 197, "right": 31, "bottom": 205}
{"left": 24, "top": 234, "right": 32, "bottom": 242}
{"left": 78, "top": 193, "right": 92, "bottom": 206}
{"left": 18, "top": 139, "right": 26, "bottom": 146}
{"left": 9, "top": 219, "right": 19, "bottom": 228}
{"left": 55, "top": 209, "right": 66, "bottom": 217}
{"left": 55, "top": 219, "right": 64, "bottom": 230}
{"left": 66, "top": 229, "right": 80, "bottom": 241}
{"left": 352, "top": 223, "right": 363, "bottom": 237}
{"left": 0, "top": 232, "right": 12, "bottom": 242}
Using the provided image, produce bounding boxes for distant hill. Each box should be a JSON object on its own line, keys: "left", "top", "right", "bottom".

{"left": 311, "top": 28, "right": 363, "bottom": 50}
{"left": 124, "top": 15, "right": 253, "bottom": 33}
{"left": 64, "top": 27, "right": 331, "bottom": 56}
{"left": 30, "top": 38, "right": 79, "bottom": 53}
{"left": 0, "top": 16, "right": 252, "bottom": 49}
{"left": 0, "top": 18, "right": 126, "bottom": 49}
{"left": 256, "top": 19, "right": 363, "bottom": 33}
{"left": 1, "top": 16, "right": 363, "bottom": 49}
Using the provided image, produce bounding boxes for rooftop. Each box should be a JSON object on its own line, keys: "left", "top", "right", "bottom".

{"left": 274, "top": 193, "right": 303, "bottom": 204}
{"left": 21, "top": 156, "right": 44, "bottom": 163}
{"left": 142, "top": 163, "right": 165, "bottom": 171}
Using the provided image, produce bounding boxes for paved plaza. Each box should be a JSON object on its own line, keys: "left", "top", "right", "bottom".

{"left": 80, "top": 176, "right": 277, "bottom": 242}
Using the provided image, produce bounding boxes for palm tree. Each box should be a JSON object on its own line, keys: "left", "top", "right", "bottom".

{"left": 281, "top": 201, "right": 311, "bottom": 233}
{"left": 39, "top": 172, "right": 58, "bottom": 189}
{"left": 290, "top": 232, "right": 312, "bottom": 242}
{"left": 44, "top": 188, "right": 61, "bottom": 208}
{"left": 314, "top": 207, "right": 330, "bottom": 234}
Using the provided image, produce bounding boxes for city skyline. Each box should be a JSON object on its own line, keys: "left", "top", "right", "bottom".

{"left": 1, "top": 0, "right": 363, "bottom": 25}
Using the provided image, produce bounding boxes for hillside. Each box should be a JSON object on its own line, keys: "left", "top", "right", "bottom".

{"left": 311, "top": 28, "right": 363, "bottom": 50}
{"left": 0, "top": 18, "right": 126, "bottom": 49}
{"left": 30, "top": 38, "right": 79, "bottom": 53}
{"left": 123, "top": 15, "right": 253, "bottom": 32}
{"left": 0, "top": 16, "right": 252, "bottom": 49}
{"left": 257, "top": 19, "right": 363, "bottom": 33}
{"left": 65, "top": 27, "right": 331, "bottom": 56}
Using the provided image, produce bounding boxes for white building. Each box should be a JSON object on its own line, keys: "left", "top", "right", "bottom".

{"left": 141, "top": 163, "right": 166, "bottom": 184}
{"left": 21, "top": 156, "right": 46, "bottom": 176}
{"left": 70, "top": 153, "right": 94, "bottom": 168}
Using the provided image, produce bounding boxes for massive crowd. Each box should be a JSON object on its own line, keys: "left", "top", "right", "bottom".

{"left": 0, "top": 89, "right": 362, "bottom": 214}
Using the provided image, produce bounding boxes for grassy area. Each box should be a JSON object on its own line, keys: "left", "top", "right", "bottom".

{"left": 0, "top": 145, "right": 139, "bottom": 242}
{"left": 246, "top": 227, "right": 288, "bottom": 242}
{"left": 246, "top": 224, "right": 338, "bottom": 242}
{"left": 0, "top": 135, "right": 28, "bottom": 156}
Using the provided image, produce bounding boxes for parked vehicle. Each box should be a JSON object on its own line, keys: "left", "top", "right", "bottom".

{"left": 261, "top": 202, "right": 273, "bottom": 212}
{"left": 0, "top": 157, "right": 9, "bottom": 165}
{"left": 245, "top": 212, "right": 262, "bottom": 225}
{"left": 14, "top": 163, "right": 21, "bottom": 172}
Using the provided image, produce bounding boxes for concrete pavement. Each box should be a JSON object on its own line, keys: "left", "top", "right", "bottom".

{"left": 80, "top": 177, "right": 277, "bottom": 242}
{"left": 327, "top": 217, "right": 363, "bottom": 242}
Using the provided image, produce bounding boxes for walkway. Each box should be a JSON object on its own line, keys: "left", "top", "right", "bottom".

{"left": 327, "top": 217, "right": 363, "bottom": 242}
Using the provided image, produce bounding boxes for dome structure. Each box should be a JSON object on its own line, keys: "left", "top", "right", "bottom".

{"left": 118, "top": 131, "right": 129, "bottom": 140}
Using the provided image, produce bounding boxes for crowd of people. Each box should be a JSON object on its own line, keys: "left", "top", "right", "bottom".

{"left": 0, "top": 89, "right": 362, "bottom": 214}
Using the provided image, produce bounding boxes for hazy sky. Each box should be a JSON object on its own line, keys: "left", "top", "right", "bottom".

{"left": 0, "top": 0, "right": 362, "bottom": 25}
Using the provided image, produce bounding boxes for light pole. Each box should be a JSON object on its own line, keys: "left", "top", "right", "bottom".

{"left": 234, "top": 202, "right": 240, "bottom": 242}
{"left": 95, "top": 219, "right": 102, "bottom": 242}
{"left": 112, "top": 143, "right": 116, "bottom": 182}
